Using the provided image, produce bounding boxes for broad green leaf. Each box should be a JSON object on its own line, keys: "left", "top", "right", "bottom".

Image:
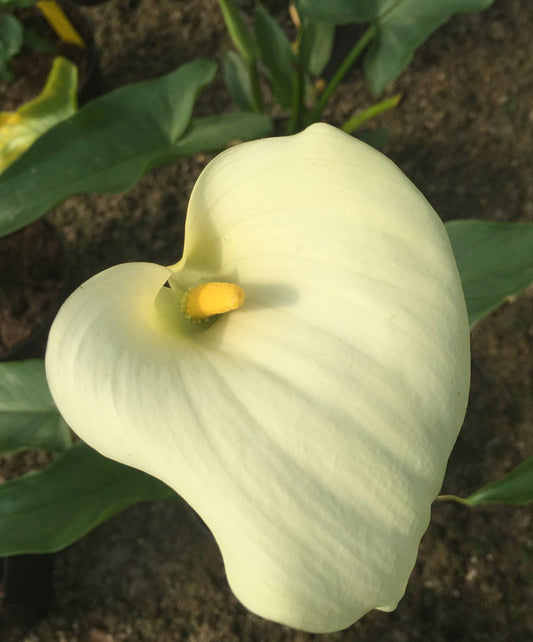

{"left": 364, "top": 0, "right": 495, "bottom": 95}
{"left": 445, "top": 220, "right": 533, "bottom": 328}
{"left": 299, "top": 20, "right": 335, "bottom": 77}
{"left": 0, "top": 442, "right": 176, "bottom": 555}
{"left": 0, "top": 59, "right": 216, "bottom": 236}
{"left": 222, "top": 50, "right": 256, "bottom": 112}
{"left": 0, "top": 359, "right": 71, "bottom": 455}
{"left": 295, "top": 0, "right": 377, "bottom": 24}
{"left": 150, "top": 112, "right": 273, "bottom": 168}
{"left": 254, "top": 7, "right": 294, "bottom": 109}
{"left": 0, "top": 56, "right": 77, "bottom": 173}
{"left": 217, "top": 0, "right": 258, "bottom": 62}
{"left": 465, "top": 457, "right": 533, "bottom": 506}
{"left": 171, "top": 112, "right": 273, "bottom": 156}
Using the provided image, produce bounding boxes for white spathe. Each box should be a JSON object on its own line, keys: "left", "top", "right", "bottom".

{"left": 45, "top": 124, "right": 470, "bottom": 633}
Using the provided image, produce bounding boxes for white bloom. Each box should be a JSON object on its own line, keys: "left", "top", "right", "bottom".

{"left": 46, "top": 123, "right": 470, "bottom": 632}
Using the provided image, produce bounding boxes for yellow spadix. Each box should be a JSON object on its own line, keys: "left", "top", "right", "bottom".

{"left": 184, "top": 282, "right": 245, "bottom": 320}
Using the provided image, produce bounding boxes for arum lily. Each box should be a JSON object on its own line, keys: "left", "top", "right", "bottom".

{"left": 0, "top": 56, "right": 77, "bottom": 174}
{"left": 45, "top": 124, "right": 470, "bottom": 633}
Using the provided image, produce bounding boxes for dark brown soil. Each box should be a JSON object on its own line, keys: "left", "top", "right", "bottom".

{"left": 0, "top": 220, "right": 67, "bottom": 359}
{"left": 1, "top": 0, "right": 532, "bottom": 640}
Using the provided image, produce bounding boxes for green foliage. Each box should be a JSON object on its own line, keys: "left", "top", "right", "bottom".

{"left": 222, "top": 50, "right": 256, "bottom": 112}
{"left": 0, "top": 442, "right": 175, "bottom": 555}
{"left": 298, "top": 19, "right": 335, "bottom": 78}
{"left": 441, "top": 457, "right": 533, "bottom": 506}
{"left": 0, "top": 1, "right": 51, "bottom": 81}
{"left": 0, "top": 1, "right": 37, "bottom": 8}
{"left": 22, "top": 22, "right": 53, "bottom": 53}
{"left": 217, "top": 1, "right": 496, "bottom": 132}
{"left": 217, "top": 0, "right": 258, "bottom": 63}
{"left": 465, "top": 457, "right": 533, "bottom": 506}
{"left": 0, "top": 56, "right": 78, "bottom": 174}
{"left": 0, "top": 13, "right": 23, "bottom": 81}
{"left": 297, "top": 0, "right": 495, "bottom": 95}
{"left": 169, "top": 112, "right": 272, "bottom": 157}
{"left": 0, "top": 360, "right": 71, "bottom": 455}
{"left": 354, "top": 127, "right": 389, "bottom": 150}
{"left": 254, "top": 7, "right": 294, "bottom": 109}
{"left": 364, "top": 0, "right": 496, "bottom": 95}
{"left": 341, "top": 93, "right": 401, "bottom": 133}
{"left": 0, "top": 59, "right": 273, "bottom": 237}
{"left": 296, "top": 0, "right": 376, "bottom": 24}
{"left": 445, "top": 220, "right": 533, "bottom": 328}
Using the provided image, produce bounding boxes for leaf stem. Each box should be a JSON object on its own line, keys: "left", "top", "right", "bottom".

{"left": 249, "top": 60, "right": 264, "bottom": 113}
{"left": 287, "top": 64, "right": 304, "bottom": 134}
{"left": 435, "top": 494, "right": 473, "bottom": 506}
{"left": 341, "top": 92, "right": 402, "bottom": 133}
{"left": 309, "top": 24, "right": 376, "bottom": 124}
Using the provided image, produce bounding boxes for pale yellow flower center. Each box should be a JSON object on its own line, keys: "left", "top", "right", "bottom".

{"left": 184, "top": 282, "right": 245, "bottom": 320}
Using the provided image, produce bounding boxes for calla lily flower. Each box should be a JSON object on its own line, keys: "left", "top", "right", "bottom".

{"left": 45, "top": 124, "right": 470, "bottom": 633}
{"left": 0, "top": 56, "right": 77, "bottom": 174}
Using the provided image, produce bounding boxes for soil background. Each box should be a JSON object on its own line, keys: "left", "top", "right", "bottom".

{"left": 1, "top": 0, "right": 532, "bottom": 640}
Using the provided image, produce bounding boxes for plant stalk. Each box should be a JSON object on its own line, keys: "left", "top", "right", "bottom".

{"left": 287, "top": 64, "right": 304, "bottom": 134}
{"left": 436, "top": 494, "right": 473, "bottom": 506}
{"left": 341, "top": 92, "right": 402, "bottom": 134}
{"left": 249, "top": 60, "right": 264, "bottom": 113}
{"left": 309, "top": 24, "right": 376, "bottom": 124}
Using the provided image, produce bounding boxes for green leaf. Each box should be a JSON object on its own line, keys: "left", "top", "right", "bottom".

{"left": 0, "top": 360, "right": 71, "bottom": 455}
{"left": 466, "top": 457, "right": 533, "bottom": 506}
{"left": 354, "top": 127, "right": 389, "bottom": 150}
{"left": 0, "top": 13, "right": 23, "bottom": 80}
{"left": 14, "top": 57, "right": 76, "bottom": 122}
{"left": 1, "top": 56, "right": 78, "bottom": 174}
{"left": 1, "top": 0, "right": 37, "bottom": 8}
{"left": 445, "top": 220, "right": 533, "bottom": 328}
{"left": 0, "top": 59, "right": 217, "bottom": 237}
{"left": 217, "top": 0, "right": 258, "bottom": 62}
{"left": 299, "top": 20, "right": 335, "bottom": 77}
{"left": 22, "top": 26, "right": 54, "bottom": 53}
{"left": 222, "top": 50, "right": 256, "bottom": 111}
{"left": 298, "top": 1, "right": 495, "bottom": 94}
{"left": 295, "top": 0, "right": 377, "bottom": 24}
{"left": 0, "top": 442, "right": 176, "bottom": 555}
{"left": 172, "top": 112, "right": 273, "bottom": 157}
{"left": 254, "top": 7, "right": 294, "bottom": 109}
{"left": 0, "top": 13, "right": 23, "bottom": 58}
{"left": 364, "top": 0, "right": 495, "bottom": 95}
